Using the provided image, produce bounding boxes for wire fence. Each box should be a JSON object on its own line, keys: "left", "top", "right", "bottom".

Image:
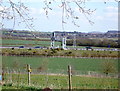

{"left": 2, "top": 66, "right": 118, "bottom": 89}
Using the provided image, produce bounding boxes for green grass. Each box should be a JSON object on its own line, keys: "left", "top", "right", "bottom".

{"left": 2, "top": 39, "right": 61, "bottom": 47}
{"left": 0, "top": 86, "right": 1, "bottom": 91}
{"left": 2, "top": 56, "right": 118, "bottom": 89}
{"left": 67, "top": 46, "right": 118, "bottom": 49}
{"left": 2, "top": 56, "right": 118, "bottom": 74}
{"left": 2, "top": 39, "right": 118, "bottom": 49}
{"left": 3, "top": 74, "right": 118, "bottom": 89}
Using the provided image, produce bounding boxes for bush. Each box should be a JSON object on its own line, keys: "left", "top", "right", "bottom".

{"left": 101, "top": 61, "right": 117, "bottom": 76}
{"left": 3, "top": 83, "right": 13, "bottom": 86}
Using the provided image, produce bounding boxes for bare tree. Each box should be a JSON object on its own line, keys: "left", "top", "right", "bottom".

{"left": 43, "top": 0, "right": 96, "bottom": 29}
{"left": 0, "top": 0, "right": 34, "bottom": 30}
{"left": 0, "top": 0, "right": 118, "bottom": 30}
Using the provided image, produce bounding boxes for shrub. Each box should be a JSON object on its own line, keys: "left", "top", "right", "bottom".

{"left": 101, "top": 61, "right": 117, "bottom": 76}
{"left": 3, "top": 83, "right": 13, "bottom": 86}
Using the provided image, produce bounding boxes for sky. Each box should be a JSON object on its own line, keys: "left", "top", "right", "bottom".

{"left": 1, "top": 0, "right": 119, "bottom": 33}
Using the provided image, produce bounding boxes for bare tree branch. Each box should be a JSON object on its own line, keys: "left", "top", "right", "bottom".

{"left": 0, "top": 0, "right": 118, "bottom": 31}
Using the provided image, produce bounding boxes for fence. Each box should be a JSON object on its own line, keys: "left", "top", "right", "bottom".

{"left": 2, "top": 65, "right": 118, "bottom": 89}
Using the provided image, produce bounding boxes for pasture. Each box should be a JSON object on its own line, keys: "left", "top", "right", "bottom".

{"left": 1, "top": 54, "right": 119, "bottom": 89}
{"left": 3, "top": 74, "right": 118, "bottom": 89}
{"left": 2, "top": 56, "right": 118, "bottom": 73}
{"left": 2, "top": 39, "right": 119, "bottom": 49}
{"left": 2, "top": 39, "right": 61, "bottom": 47}
{"left": 1, "top": 47, "right": 119, "bottom": 89}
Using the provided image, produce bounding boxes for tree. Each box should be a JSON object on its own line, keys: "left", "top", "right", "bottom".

{"left": 101, "top": 60, "right": 117, "bottom": 76}
{"left": 0, "top": 0, "right": 118, "bottom": 31}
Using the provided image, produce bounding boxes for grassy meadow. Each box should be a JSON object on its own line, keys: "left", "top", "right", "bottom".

{"left": 3, "top": 74, "right": 118, "bottom": 89}
{"left": 2, "top": 56, "right": 118, "bottom": 75}
{"left": 2, "top": 39, "right": 61, "bottom": 47}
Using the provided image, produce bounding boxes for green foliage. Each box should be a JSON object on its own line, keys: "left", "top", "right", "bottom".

{"left": 1, "top": 48, "right": 119, "bottom": 58}
{"left": 64, "top": 51, "right": 75, "bottom": 56}
{"left": 3, "top": 83, "right": 13, "bottom": 87}
{"left": 67, "top": 38, "right": 119, "bottom": 48}
{"left": 101, "top": 60, "right": 117, "bottom": 76}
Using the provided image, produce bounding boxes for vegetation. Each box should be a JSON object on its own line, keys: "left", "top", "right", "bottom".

{"left": 102, "top": 61, "right": 117, "bottom": 76}
{"left": 2, "top": 74, "right": 118, "bottom": 89}
{"left": 1, "top": 48, "right": 118, "bottom": 90}
{"left": 1, "top": 48, "right": 119, "bottom": 58}
{"left": 1, "top": 0, "right": 119, "bottom": 90}
{"left": 2, "top": 39, "right": 61, "bottom": 47}
{"left": 1, "top": 38, "right": 119, "bottom": 48}
{"left": 2, "top": 56, "right": 118, "bottom": 74}
{"left": 67, "top": 38, "right": 119, "bottom": 48}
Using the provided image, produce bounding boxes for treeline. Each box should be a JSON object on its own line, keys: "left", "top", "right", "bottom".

{"left": 66, "top": 38, "right": 119, "bottom": 48}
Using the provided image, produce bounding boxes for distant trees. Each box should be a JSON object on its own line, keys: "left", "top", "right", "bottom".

{"left": 66, "top": 38, "right": 119, "bottom": 48}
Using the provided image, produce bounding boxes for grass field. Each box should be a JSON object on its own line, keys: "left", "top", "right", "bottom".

{"left": 1, "top": 39, "right": 61, "bottom": 47}
{"left": 3, "top": 74, "right": 118, "bottom": 89}
{"left": 2, "top": 39, "right": 119, "bottom": 49}
{"left": 2, "top": 56, "right": 118, "bottom": 74}
{"left": 2, "top": 55, "right": 118, "bottom": 89}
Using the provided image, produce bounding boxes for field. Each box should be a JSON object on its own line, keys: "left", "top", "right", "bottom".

{"left": 2, "top": 55, "right": 118, "bottom": 89}
{"left": 1, "top": 39, "right": 61, "bottom": 47}
{"left": 1, "top": 39, "right": 119, "bottom": 90}
{"left": 1, "top": 39, "right": 119, "bottom": 49}
{"left": 2, "top": 56, "right": 118, "bottom": 73}
{"left": 2, "top": 74, "right": 118, "bottom": 89}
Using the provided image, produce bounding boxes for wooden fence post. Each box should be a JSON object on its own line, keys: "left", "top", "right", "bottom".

{"left": 2, "top": 68, "right": 4, "bottom": 81}
{"left": 27, "top": 64, "right": 31, "bottom": 85}
{"left": 68, "top": 65, "right": 72, "bottom": 91}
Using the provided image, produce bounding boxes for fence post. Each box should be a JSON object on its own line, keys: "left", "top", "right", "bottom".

{"left": 27, "top": 64, "right": 31, "bottom": 85}
{"left": 2, "top": 68, "right": 4, "bottom": 81}
{"left": 68, "top": 65, "right": 72, "bottom": 91}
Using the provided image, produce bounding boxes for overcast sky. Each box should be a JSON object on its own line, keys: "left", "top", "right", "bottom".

{"left": 2, "top": 0, "right": 118, "bottom": 33}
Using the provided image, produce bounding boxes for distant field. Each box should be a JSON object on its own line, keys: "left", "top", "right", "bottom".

{"left": 67, "top": 46, "right": 117, "bottom": 49}
{"left": 2, "top": 39, "right": 118, "bottom": 49}
{"left": 1, "top": 39, "right": 61, "bottom": 47}
{"left": 89, "top": 38, "right": 118, "bottom": 41}
{"left": 2, "top": 56, "right": 118, "bottom": 74}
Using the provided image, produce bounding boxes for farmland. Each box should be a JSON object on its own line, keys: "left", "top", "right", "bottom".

{"left": 1, "top": 38, "right": 119, "bottom": 49}
{"left": 2, "top": 56, "right": 118, "bottom": 73}
{"left": 2, "top": 74, "right": 118, "bottom": 89}
{"left": 2, "top": 55, "right": 118, "bottom": 89}
{"left": 1, "top": 38, "right": 119, "bottom": 90}
{"left": 1, "top": 39, "right": 61, "bottom": 47}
